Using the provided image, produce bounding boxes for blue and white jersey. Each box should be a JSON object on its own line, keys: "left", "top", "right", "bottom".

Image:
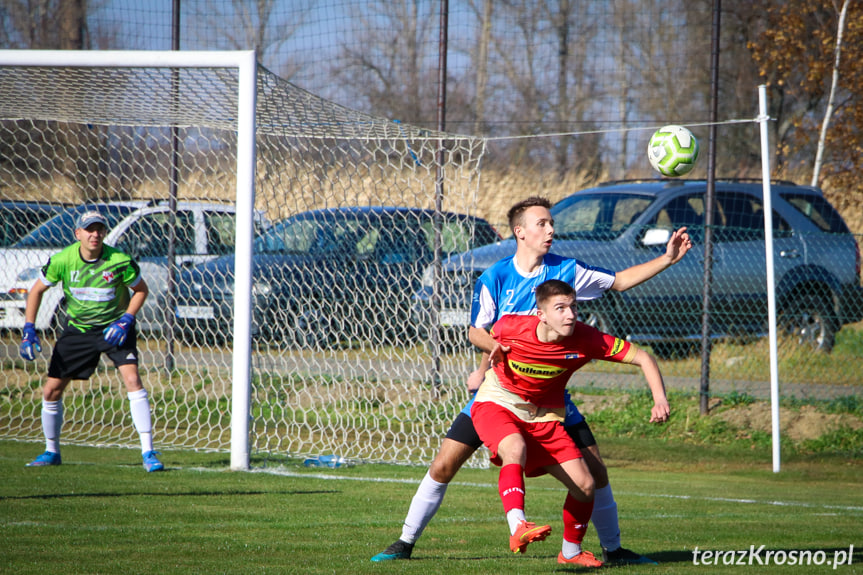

{"left": 462, "top": 252, "right": 616, "bottom": 424}
{"left": 471, "top": 253, "right": 615, "bottom": 329}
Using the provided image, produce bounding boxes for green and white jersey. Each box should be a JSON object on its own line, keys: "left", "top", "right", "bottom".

{"left": 40, "top": 243, "right": 142, "bottom": 331}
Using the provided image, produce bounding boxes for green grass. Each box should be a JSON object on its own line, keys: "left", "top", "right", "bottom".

{"left": 581, "top": 322, "right": 863, "bottom": 386}
{"left": 1, "top": 440, "right": 861, "bottom": 574}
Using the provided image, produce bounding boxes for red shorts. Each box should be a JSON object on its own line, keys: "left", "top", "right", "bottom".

{"left": 471, "top": 400, "right": 582, "bottom": 477}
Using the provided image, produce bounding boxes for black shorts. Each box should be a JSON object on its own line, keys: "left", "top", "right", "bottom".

{"left": 444, "top": 411, "right": 597, "bottom": 450}
{"left": 565, "top": 419, "right": 597, "bottom": 449}
{"left": 47, "top": 324, "right": 139, "bottom": 380}
{"left": 444, "top": 412, "right": 484, "bottom": 449}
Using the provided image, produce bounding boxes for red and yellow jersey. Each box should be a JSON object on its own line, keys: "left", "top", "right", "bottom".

{"left": 490, "top": 314, "right": 636, "bottom": 408}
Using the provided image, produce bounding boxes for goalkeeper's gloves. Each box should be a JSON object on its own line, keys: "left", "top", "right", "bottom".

{"left": 20, "top": 322, "right": 42, "bottom": 361}
{"left": 103, "top": 313, "right": 136, "bottom": 346}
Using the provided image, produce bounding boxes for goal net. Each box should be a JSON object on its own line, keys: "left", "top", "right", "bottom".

{"left": 0, "top": 50, "right": 486, "bottom": 467}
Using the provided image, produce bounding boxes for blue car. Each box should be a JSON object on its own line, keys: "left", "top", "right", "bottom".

{"left": 175, "top": 206, "right": 499, "bottom": 347}
{"left": 0, "top": 200, "right": 70, "bottom": 247}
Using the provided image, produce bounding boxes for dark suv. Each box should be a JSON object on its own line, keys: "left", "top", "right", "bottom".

{"left": 414, "top": 180, "right": 862, "bottom": 355}
{"left": 175, "top": 206, "right": 500, "bottom": 347}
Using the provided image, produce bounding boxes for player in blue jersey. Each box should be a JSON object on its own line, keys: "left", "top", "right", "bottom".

{"left": 372, "top": 196, "right": 692, "bottom": 564}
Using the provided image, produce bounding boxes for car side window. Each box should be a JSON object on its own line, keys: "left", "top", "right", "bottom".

{"left": 781, "top": 193, "right": 850, "bottom": 234}
{"left": 651, "top": 194, "right": 705, "bottom": 243}
{"left": 419, "top": 220, "right": 476, "bottom": 257}
{"left": 373, "top": 226, "right": 425, "bottom": 264}
{"left": 116, "top": 211, "right": 196, "bottom": 257}
{"left": 714, "top": 192, "right": 792, "bottom": 242}
{"left": 205, "top": 211, "right": 238, "bottom": 255}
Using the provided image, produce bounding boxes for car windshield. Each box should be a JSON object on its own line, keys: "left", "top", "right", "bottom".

{"left": 14, "top": 204, "right": 142, "bottom": 248}
{"left": 255, "top": 211, "right": 496, "bottom": 259}
{"left": 0, "top": 203, "right": 64, "bottom": 247}
{"left": 254, "top": 214, "right": 369, "bottom": 256}
{"left": 551, "top": 193, "right": 654, "bottom": 241}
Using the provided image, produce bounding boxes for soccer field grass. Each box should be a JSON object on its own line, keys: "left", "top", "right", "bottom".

{"left": 1, "top": 439, "right": 860, "bottom": 574}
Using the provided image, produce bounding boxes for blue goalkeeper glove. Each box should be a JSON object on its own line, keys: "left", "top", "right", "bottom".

{"left": 20, "top": 322, "right": 42, "bottom": 361}
{"left": 103, "top": 313, "right": 136, "bottom": 346}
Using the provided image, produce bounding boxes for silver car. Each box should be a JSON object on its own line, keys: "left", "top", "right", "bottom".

{"left": 0, "top": 201, "right": 266, "bottom": 335}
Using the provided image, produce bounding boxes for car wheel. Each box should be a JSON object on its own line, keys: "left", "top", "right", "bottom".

{"left": 780, "top": 294, "right": 836, "bottom": 352}
{"left": 262, "top": 307, "right": 301, "bottom": 348}
{"left": 296, "top": 306, "right": 340, "bottom": 350}
{"left": 578, "top": 307, "right": 615, "bottom": 335}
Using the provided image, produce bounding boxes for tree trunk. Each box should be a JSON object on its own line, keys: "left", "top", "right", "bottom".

{"left": 811, "top": 0, "right": 849, "bottom": 187}
{"left": 58, "top": 0, "right": 84, "bottom": 50}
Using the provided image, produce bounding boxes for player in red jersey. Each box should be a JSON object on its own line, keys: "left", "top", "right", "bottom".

{"left": 471, "top": 279, "right": 669, "bottom": 567}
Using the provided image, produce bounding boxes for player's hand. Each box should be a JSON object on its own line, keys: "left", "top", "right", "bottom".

{"left": 649, "top": 401, "right": 670, "bottom": 423}
{"left": 488, "top": 342, "right": 510, "bottom": 367}
{"left": 20, "top": 322, "right": 41, "bottom": 361}
{"left": 103, "top": 313, "right": 136, "bottom": 346}
{"left": 666, "top": 226, "right": 693, "bottom": 265}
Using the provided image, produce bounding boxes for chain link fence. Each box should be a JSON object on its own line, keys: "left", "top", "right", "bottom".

{"left": 0, "top": 2, "right": 860, "bottom": 465}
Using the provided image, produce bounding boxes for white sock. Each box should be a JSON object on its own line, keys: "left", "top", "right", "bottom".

{"left": 128, "top": 389, "right": 154, "bottom": 453}
{"left": 506, "top": 509, "right": 527, "bottom": 535}
{"left": 561, "top": 538, "right": 583, "bottom": 559}
{"left": 592, "top": 484, "right": 621, "bottom": 551}
{"left": 42, "top": 399, "right": 63, "bottom": 454}
{"left": 400, "top": 472, "right": 448, "bottom": 544}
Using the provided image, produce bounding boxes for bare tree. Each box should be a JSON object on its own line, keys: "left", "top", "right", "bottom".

{"left": 811, "top": 0, "right": 851, "bottom": 186}
{"left": 187, "top": 0, "right": 314, "bottom": 80}
{"left": 749, "top": 0, "right": 863, "bottom": 193}
{"left": 58, "top": 0, "right": 84, "bottom": 49}
{"left": 0, "top": 0, "right": 60, "bottom": 48}
{"left": 466, "top": 0, "right": 493, "bottom": 136}
{"left": 332, "top": 0, "right": 438, "bottom": 127}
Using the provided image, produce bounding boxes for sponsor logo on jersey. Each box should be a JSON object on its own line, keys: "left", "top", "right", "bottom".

{"left": 565, "top": 353, "right": 581, "bottom": 359}
{"left": 611, "top": 337, "right": 626, "bottom": 356}
{"left": 102, "top": 270, "right": 115, "bottom": 283}
{"left": 507, "top": 359, "right": 566, "bottom": 379}
{"left": 70, "top": 286, "right": 115, "bottom": 303}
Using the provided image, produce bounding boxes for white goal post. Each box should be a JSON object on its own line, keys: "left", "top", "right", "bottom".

{"left": 0, "top": 50, "right": 258, "bottom": 470}
{"left": 0, "top": 49, "right": 486, "bottom": 471}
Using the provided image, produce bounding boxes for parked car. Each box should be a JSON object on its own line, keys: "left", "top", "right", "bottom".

{"left": 413, "top": 179, "right": 863, "bottom": 356}
{"left": 0, "top": 200, "right": 70, "bottom": 247}
{"left": 174, "top": 206, "right": 500, "bottom": 348}
{"left": 0, "top": 201, "right": 266, "bottom": 335}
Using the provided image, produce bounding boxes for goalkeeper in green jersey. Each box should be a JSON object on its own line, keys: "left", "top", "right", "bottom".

{"left": 20, "top": 209, "right": 164, "bottom": 472}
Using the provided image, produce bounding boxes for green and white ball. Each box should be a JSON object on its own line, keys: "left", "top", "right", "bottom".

{"left": 647, "top": 125, "right": 699, "bottom": 177}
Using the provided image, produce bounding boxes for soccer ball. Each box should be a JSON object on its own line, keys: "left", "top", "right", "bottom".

{"left": 647, "top": 125, "right": 699, "bottom": 177}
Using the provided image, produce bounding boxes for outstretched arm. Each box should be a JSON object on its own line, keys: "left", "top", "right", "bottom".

{"left": 628, "top": 348, "right": 670, "bottom": 423}
{"left": 611, "top": 227, "right": 693, "bottom": 292}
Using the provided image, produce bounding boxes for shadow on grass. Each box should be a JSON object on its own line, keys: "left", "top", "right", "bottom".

{"left": 0, "top": 488, "right": 339, "bottom": 501}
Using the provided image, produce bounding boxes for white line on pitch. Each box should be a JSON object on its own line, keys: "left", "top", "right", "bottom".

{"left": 225, "top": 466, "right": 863, "bottom": 514}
